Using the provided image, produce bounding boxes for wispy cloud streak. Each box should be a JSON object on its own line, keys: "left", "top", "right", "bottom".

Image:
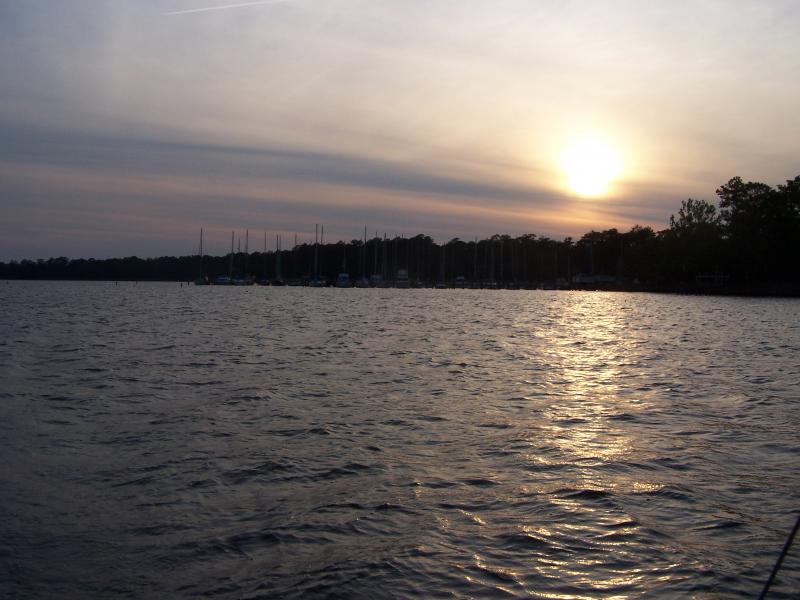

{"left": 165, "top": 0, "right": 290, "bottom": 16}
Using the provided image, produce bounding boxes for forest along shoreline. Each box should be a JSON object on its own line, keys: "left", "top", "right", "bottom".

{"left": 2, "top": 175, "right": 799, "bottom": 297}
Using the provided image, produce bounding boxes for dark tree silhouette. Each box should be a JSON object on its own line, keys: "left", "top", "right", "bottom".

{"left": 2, "top": 174, "right": 798, "bottom": 295}
{"left": 662, "top": 198, "right": 724, "bottom": 283}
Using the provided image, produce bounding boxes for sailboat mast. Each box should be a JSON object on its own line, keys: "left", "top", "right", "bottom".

{"left": 198, "top": 228, "right": 204, "bottom": 281}
{"left": 237, "top": 236, "right": 242, "bottom": 278}
{"left": 314, "top": 224, "right": 319, "bottom": 278}
{"left": 382, "top": 233, "right": 387, "bottom": 280}
{"left": 441, "top": 241, "right": 446, "bottom": 284}
{"left": 228, "top": 231, "right": 234, "bottom": 280}
{"left": 276, "top": 234, "right": 281, "bottom": 280}
{"left": 490, "top": 239, "right": 495, "bottom": 283}
{"left": 522, "top": 239, "right": 527, "bottom": 284}
{"left": 391, "top": 233, "right": 398, "bottom": 279}
{"left": 499, "top": 238, "right": 504, "bottom": 285}
{"left": 474, "top": 236, "right": 478, "bottom": 283}
{"left": 555, "top": 248, "right": 559, "bottom": 281}
{"left": 373, "top": 230, "right": 378, "bottom": 277}
{"left": 244, "top": 229, "right": 249, "bottom": 277}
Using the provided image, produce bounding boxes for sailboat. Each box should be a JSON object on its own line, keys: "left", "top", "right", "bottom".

{"left": 396, "top": 269, "right": 410, "bottom": 288}
{"left": 434, "top": 242, "right": 447, "bottom": 288}
{"left": 213, "top": 231, "right": 235, "bottom": 284}
{"left": 369, "top": 231, "right": 383, "bottom": 287}
{"left": 395, "top": 234, "right": 410, "bottom": 288}
{"left": 335, "top": 238, "right": 351, "bottom": 287}
{"left": 194, "top": 228, "right": 210, "bottom": 285}
{"left": 372, "top": 232, "right": 389, "bottom": 287}
{"left": 257, "top": 231, "right": 270, "bottom": 285}
{"left": 272, "top": 234, "right": 286, "bottom": 286}
{"left": 232, "top": 230, "right": 255, "bottom": 285}
{"left": 355, "top": 225, "right": 370, "bottom": 287}
{"left": 309, "top": 224, "right": 325, "bottom": 286}
{"left": 288, "top": 232, "right": 302, "bottom": 286}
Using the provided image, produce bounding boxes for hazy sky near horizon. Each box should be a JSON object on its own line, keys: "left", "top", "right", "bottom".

{"left": 1, "top": 0, "right": 799, "bottom": 259}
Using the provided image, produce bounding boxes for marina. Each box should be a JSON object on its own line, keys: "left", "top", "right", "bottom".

{"left": 193, "top": 227, "right": 629, "bottom": 290}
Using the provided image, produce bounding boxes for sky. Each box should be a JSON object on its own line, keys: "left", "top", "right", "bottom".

{"left": 1, "top": 0, "right": 799, "bottom": 259}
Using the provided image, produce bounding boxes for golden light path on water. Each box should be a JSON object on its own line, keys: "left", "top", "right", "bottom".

{"left": 510, "top": 293, "right": 676, "bottom": 597}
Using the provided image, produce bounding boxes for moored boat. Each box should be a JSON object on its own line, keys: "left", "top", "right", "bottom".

{"left": 395, "top": 269, "right": 410, "bottom": 288}
{"left": 194, "top": 228, "right": 210, "bottom": 285}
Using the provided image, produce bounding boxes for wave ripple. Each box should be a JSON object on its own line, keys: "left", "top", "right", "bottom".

{"left": 1, "top": 283, "right": 799, "bottom": 598}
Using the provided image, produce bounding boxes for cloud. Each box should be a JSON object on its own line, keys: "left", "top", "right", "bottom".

{"left": 165, "top": 1, "right": 293, "bottom": 16}
{"left": 0, "top": 126, "right": 577, "bottom": 259}
{"left": 1, "top": 1, "right": 799, "bottom": 258}
{"left": 0, "top": 124, "right": 559, "bottom": 202}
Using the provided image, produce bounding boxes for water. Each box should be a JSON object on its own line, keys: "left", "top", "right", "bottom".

{"left": 1, "top": 282, "right": 799, "bottom": 599}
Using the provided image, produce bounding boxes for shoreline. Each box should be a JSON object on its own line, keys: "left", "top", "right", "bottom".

{"left": 4, "top": 278, "right": 799, "bottom": 298}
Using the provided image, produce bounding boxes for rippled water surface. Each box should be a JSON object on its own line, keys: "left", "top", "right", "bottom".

{"left": 1, "top": 282, "right": 799, "bottom": 598}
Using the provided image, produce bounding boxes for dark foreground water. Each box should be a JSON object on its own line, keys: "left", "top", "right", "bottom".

{"left": 1, "top": 282, "right": 799, "bottom": 599}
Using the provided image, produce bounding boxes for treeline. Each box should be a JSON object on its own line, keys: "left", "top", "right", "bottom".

{"left": 2, "top": 175, "right": 799, "bottom": 293}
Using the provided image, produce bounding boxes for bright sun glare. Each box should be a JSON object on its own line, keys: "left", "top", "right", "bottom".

{"left": 560, "top": 137, "right": 622, "bottom": 198}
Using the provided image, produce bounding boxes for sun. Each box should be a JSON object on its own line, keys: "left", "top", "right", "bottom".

{"left": 560, "top": 136, "right": 622, "bottom": 198}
